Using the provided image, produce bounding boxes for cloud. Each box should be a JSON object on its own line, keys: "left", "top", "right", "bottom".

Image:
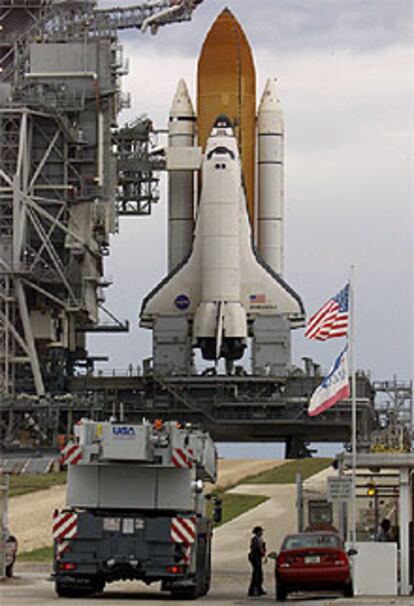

{"left": 101, "top": 0, "right": 413, "bottom": 56}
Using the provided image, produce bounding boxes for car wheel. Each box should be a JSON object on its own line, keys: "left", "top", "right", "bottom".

{"left": 276, "top": 583, "right": 287, "bottom": 601}
{"left": 344, "top": 581, "right": 354, "bottom": 598}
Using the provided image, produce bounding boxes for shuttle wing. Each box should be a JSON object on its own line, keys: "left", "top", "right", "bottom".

{"left": 237, "top": 191, "right": 305, "bottom": 326}
{"left": 140, "top": 248, "right": 202, "bottom": 328}
{"left": 140, "top": 185, "right": 305, "bottom": 329}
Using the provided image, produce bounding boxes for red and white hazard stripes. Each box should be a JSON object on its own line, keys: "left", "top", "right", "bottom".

{"left": 56, "top": 540, "right": 70, "bottom": 558}
{"left": 171, "top": 447, "right": 193, "bottom": 469}
{"left": 53, "top": 511, "right": 78, "bottom": 542}
{"left": 60, "top": 440, "right": 82, "bottom": 466}
{"left": 181, "top": 545, "right": 191, "bottom": 565}
{"left": 171, "top": 515, "right": 196, "bottom": 546}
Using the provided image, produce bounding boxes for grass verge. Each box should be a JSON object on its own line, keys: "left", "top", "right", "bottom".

{"left": 243, "top": 458, "right": 332, "bottom": 484}
{"left": 17, "top": 546, "right": 53, "bottom": 562}
{"left": 9, "top": 471, "right": 67, "bottom": 498}
{"left": 207, "top": 492, "right": 268, "bottom": 527}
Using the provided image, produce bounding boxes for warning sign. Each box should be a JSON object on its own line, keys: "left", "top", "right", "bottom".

{"left": 327, "top": 476, "right": 353, "bottom": 502}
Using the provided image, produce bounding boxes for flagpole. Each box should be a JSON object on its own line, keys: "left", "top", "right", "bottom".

{"left": 349, "top": 265, "right": 357, "bottom": 548}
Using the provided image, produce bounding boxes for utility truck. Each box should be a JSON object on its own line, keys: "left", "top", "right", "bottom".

{"left": 53, "top": 418, "right": 217, "bottom": 598}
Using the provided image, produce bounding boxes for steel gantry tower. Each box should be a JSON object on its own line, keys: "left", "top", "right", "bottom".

{"left": 0, "top": 1, "right": 203, "bottom": 400}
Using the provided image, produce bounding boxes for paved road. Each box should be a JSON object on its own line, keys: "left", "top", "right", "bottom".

{"left": 1, "top": 570, "right": 412, "bottom": 606}
{"left": 3, "top": 474, "right": 412, "bottom": 605}
{"left": 214, "top": 466, "right": 334, "bottom": 570}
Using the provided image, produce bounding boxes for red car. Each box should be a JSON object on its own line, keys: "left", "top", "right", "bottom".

{"left": 274, "top": 531, "right": 354, "bottom": 601}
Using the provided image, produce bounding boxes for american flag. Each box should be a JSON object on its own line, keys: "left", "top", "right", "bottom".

{"left": 249, "top": 294, "right": 266, "bottom": 303}
{"left": 305, "top": 284, "right": 349, "bottom": 341}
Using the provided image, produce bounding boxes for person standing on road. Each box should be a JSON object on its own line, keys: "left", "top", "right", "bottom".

{"left": 248, "top": 526, "right": 267, "bottom": 597}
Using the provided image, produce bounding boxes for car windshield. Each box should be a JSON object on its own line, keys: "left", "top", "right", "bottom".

{"left": 282, "top": 534, "right": 340, "bottom": 550}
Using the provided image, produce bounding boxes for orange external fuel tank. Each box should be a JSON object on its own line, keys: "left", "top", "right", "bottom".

{"left": 197, "top": 9, "right": 256, "bottom": 224}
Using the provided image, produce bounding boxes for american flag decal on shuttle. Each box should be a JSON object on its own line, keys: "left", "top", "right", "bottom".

{"left": 60, "top": 440, "right": 82, "bottom": 466}
{"left": 171, "top": 447, "right": 193, "bottom": 469}
{"left": 171, "top": 515, "right": 196, "bottom": 546}
{"left": 53, "top": 511, "right": 78, "bottom": 542}
{"left": 249, "top": 294, "right": 266, "bottom": 303}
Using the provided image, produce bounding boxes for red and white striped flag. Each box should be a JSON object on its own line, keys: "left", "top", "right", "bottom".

{"left": 305, "top": 284, "right": 349, "bottom": 341}
{"left": 308, "top": 347, "right": 350, "bottom": 416}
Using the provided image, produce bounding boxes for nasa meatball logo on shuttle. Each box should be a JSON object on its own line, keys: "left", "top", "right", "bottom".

{"left": 175, "top": 294, "right": 190, "bottom": 310}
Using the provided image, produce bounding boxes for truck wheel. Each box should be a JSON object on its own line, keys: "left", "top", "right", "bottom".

{"left": 55, "top": 580, "right": 94, "bottom": 598}
{"left": 170, "top": 586, "right": 198, "bottom": 600}
{"left": 55, "top": 582, "right": 78, "bottom": 598}
{"left": 88, "top": 575, "right": 105, "bottom": 594}
{"left": 201, "top": 535, "right": 211, "bottom": 596}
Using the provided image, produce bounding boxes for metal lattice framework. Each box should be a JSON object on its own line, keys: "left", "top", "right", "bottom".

{"left": 116, "top": 117, "right": 165, "bottom": 216}
{"left": 0, "top": 1, "right": 201, "bottom": 83}
{"left": 0, "top": 105, "right": 101, "bottom": 396}
{"left": 0, "top": 0, "right": 203, "bottom": 398}
{"left": 371, "top": 379, "right": 413, "bottom": 452}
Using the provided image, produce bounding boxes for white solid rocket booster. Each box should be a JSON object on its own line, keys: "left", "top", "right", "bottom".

{"left": 257, "top": 78, "right": 284, "bottom": 275}
{"left": 168, "top": 79, "right": 196, "bottom": 271}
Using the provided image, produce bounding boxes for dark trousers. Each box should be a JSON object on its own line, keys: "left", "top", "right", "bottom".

{"left": 248, "top": 555, "right": 263, "bottom": 596}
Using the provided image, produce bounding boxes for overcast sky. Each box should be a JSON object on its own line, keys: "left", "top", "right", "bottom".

{"left": 90, "top": 0, "right": 413, "bottom": 390}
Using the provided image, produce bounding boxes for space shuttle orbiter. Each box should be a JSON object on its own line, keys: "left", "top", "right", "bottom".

{"left": 140, "top": 116, "right": 304, "bottom": 362}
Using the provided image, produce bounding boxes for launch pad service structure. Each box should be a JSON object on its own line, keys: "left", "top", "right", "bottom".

{"left": 141, "top": 8, "right": 305, "bottom": 377}
{"left": 0, "top": 0, "right": 205, "bottom": 400}
{"left": 0, "top": 4, "right": 377, "bottom": 456}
